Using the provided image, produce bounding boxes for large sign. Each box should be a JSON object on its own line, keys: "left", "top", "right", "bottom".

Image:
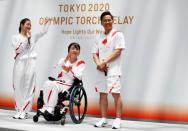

{"left": 0, "top": 0, "right": 188, "bottom": 122}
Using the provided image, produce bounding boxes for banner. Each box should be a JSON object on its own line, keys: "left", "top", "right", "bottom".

{"left": 0, "top": 0, "right": 188, "bottom": 122}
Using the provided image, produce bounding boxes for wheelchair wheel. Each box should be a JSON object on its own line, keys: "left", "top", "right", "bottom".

{"left": 69, "top": 85, "right": 87, "bottom": 124}
{"left": 33, "top": 115, "right": 39, "bottom": 122}
{"left": 60, "top": 116, "right": 66, "bottom": 125}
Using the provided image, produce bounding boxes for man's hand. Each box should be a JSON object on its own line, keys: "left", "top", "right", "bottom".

{"left": 97, "top": 61, "right": 108, "bottom": 72}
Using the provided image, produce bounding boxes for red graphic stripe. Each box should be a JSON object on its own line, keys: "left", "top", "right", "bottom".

{"left": 14, "top": 53, "right": 20, "bottom": 60}
{"left": 76, "top": 60, "right": 85, "bottom": 67}
{"left": 32, "top": 86, "right": 36, "bottom": 93}
{"left": 1, "top": 97, "right": 188, "bottom": 122}
{"left": 70, "top": 70, "right": 77, "bottom": 79}
{"left": 102, "top": 38, "right": 107, "bottom": 45}
{"left": 58, "top": 72, "right": 63, "bottom": 78}
{"left": 15, "top": 43, "right": 22, "bottom": 51}
{"left": 111, "top": 31, "right": 121, "bottom": 37}
{"left": 23, "top": 101, "right": 30, "bottom": 111}
{"left": 47, "top": 90, "right": 52, "bottom": 103}
{"left": 56, "top": 82, "right": 72, "bottom": 87}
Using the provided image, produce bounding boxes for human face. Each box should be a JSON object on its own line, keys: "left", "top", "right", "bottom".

{"left": 101, "top": 15, "right": 113, "bottom": 34}
{"left": 69, "top": 45, "right": 80, "bottom": 58}
{"left": 21, "top": 20, "right": 31, "bottom": 33}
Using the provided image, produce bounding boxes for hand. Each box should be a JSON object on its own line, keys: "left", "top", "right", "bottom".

{"left": 64, "top": 53, "right": 71, "bottom": 62}
{"left": 96, "top": 61, "right": 108, "bottom": 72}
{"left": 27, "top": 31, "right": 31, "bottom": 38}
{"left": 44, "top": 18, "right": 49, "bottom": 25}
{"left": 62, "top": 65, "right": 72, "bottom": 72}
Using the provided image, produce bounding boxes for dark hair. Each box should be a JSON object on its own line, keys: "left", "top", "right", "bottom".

{"left": 19, "top": 18, "right": 31, "bottom": 33}
{"left": 68, "top": 42, "right": 80, "bottom": 52}
{"left": 100, "top": 11, "right": 113, "bottom": 22}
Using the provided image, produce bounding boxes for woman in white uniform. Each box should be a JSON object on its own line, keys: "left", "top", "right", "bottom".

{"left": 12, "top": 18, "right": 49, "bottom": 119}
{"left": 39, "top": 42, "right": 85, "bottom": 115}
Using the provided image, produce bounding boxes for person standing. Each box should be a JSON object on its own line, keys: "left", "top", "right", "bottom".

{"left": 12, "top": 18, "right": 49, "bottom": 119}
{"left": 92, "top": 11, "right": 125, "bottom": 129}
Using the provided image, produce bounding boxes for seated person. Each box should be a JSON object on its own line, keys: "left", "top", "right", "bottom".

{"left": 39, "top": 42, "right": 85, "bottom": 115}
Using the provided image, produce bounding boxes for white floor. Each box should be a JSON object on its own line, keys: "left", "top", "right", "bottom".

{"left": 0, "top": 109, "right": 188, "bottom": 131}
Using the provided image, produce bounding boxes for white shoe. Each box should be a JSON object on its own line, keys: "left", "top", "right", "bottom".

{"left": 13, "top": 111, "right": 21, "bottom": 119}
{"left": 112, "top": 118, "right": 121, "bottom": 129}
{"left": 46, "top": 107, "right": 54, "bottom": 114}
{"left": 19, "top": 112, "right": 28, "bottom": 119}
{"left": 38, "top": 107, "right": 46, "bottom": 113}
{"left": 94, "top": 118, "right": 107, "bottom": 127}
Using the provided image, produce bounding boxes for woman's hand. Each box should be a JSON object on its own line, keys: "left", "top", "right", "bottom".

{"left": 64, "top": 52, "right": 71, "bottom": 63}
{"left": 62, "top": 65, "right": 72, "bottom": 73}
{"left": 27, "top": 31, "right": 31, "bottom": 38}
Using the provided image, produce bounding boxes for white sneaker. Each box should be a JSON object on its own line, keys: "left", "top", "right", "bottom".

{"left": 112, "top": 118, "right": 121, "bottom": 129}
{"left": 94, "top": 118, "right": 107, "bottom": 127}
{"left": 19, "top": 112, "right": 28, "bottom": 119}
{"left": 13, "top": 111, "right": 21, "bottom": 119}
{"left": 46, "top": 107, "right": 54, "bottom": 114}
{"left": 38, "top": 107, "right": 46, "bottom": 113}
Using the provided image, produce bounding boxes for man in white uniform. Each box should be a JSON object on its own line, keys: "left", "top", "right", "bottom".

{"left": 92, "top": 11, "right": 125, "bottom": 129}
{"left": 12, "top": 18, "right": 49, "bottom": 119}
{"left": 39, "top": 43, "right": 85, "bottom": 115}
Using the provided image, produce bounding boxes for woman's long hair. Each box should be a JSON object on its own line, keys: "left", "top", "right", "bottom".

{"left": 19, "top": 18, "right": 30, "bottom": 33}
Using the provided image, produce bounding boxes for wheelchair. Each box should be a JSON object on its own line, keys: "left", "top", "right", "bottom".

{"left": 33, "top": 77, "right": 87, "bottom": 125}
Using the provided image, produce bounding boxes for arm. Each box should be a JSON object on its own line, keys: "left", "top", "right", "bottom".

{"left": 92, "top": 37, "right": 105, "bottom": 71}
{"left": 67, "top": 60, "right": 86, "bottom": 80}
{"left": 33, "top": 21, "right": 49, "bottom": 43}
{"left": 93, "top": 53, "right": 100, "bottom": 66}
{"left": 96, "top": 49, "right": 122, "bottom": 72}
{"left": 98, "top": 32, "right": 125, "bottom": 69}
{"left": 92, "top": 53, "right": 104, "bottom": 71}
{"left": 103, "top": 49, "right": 122, "bottom": 64}
{"left": 12, "top": 35, "right": 29, "bottom": 54}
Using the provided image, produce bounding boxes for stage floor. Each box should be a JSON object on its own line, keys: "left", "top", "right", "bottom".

{"left": 0, "top": 109, "right": 188, "bottom": 131}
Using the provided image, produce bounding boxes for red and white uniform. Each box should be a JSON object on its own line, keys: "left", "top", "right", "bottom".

{"left": 92, "top": 29, "right": 125, "bottom": 93}
{"left": 12, "top": 25, "right": 49, "bottom": 113}
{"left": 42, "top": 58, "right": 85, "bottom": 110}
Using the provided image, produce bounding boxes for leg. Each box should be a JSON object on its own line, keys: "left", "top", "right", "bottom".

{"left": 19, "top": 58, "right": 36, "bottom": 119}
{"left": 43, "top": 81, "right": 59, "bottom": 113}
{"left": 12, "top": 59, "right": 25, "bottom": 119}
{"left": 111, "top": 93, "right": 122, "bottom": 129}
{"left": 94, "top": 92, "right": 108, "bottom": 127}
{"left": 112, "top": 93, "right": 122, "bottom": 118}
{"left": 99, "top": 93, "right": 108, "bottom": 118}
{"left": 42, "top": 81, "right": 66, "bottom": 114}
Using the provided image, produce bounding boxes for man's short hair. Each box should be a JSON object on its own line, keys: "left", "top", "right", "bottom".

{"left": 100, "top": 11, "right": 114, "bottom": 21}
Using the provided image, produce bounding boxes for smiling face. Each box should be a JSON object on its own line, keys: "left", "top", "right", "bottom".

{"left": 101, "top": 15, "right": 113, "bottom": 34}
{"left": 68, "top": 44, "right": 80, "bottom": 59}
{"left": 21, "top": 20, "right": 31, "bottom": 33}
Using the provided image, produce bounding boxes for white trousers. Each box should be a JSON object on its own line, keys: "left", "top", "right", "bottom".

{"left": 42, "top": 80, "right": 72, "bottom": 109}
{"left": 13, "top": 58, "right": 36, "bottom": 113}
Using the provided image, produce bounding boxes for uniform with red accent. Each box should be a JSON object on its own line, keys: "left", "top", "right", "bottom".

{"left": 41, "top": 58, "right": 85, "bottom": 113}
{"left": 11, "top": 24, "right": 49, "bottom": 115}
{"left": 92, "top": 29, "right": 125, "bottom": 93}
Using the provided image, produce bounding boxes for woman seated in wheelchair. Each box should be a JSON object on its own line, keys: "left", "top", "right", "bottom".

{"left": 38, "top": 42, "right": 85, "bottom": 116}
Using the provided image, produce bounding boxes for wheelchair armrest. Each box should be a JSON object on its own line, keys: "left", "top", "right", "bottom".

{"left": 48, "top": 76, "right": 56, "bottom": 81}
{"left": 72, "top": 78, "right": 83, "bottom": 86}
